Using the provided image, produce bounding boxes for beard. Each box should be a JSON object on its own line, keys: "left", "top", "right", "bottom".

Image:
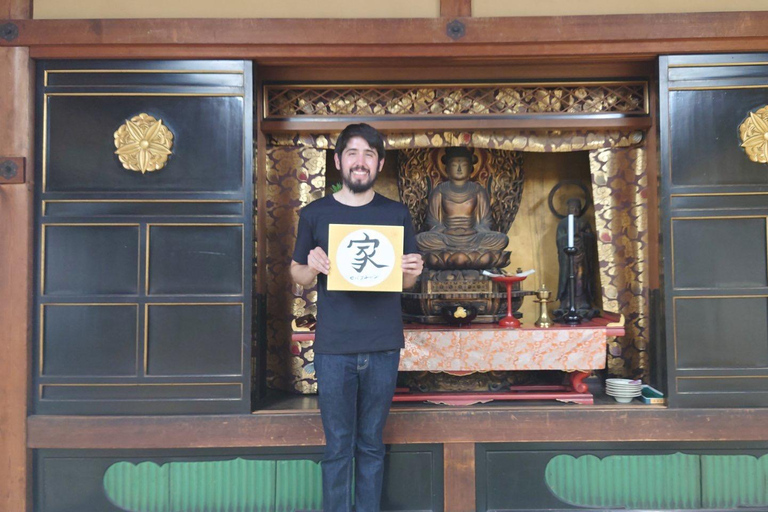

{"left": 342, "top": 165, "right": 378, "bottom": 193}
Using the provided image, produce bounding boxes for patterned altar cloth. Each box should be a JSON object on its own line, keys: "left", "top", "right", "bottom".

{"left": 401, "top": 320, "right": 623, "bottom": 372}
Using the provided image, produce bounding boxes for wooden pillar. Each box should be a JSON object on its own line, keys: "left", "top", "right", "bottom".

{"left": 440, "top": 0, "right": 471, "bottom": 18}
{"left": 444, "top": 442, "right": 476, "bottom": 512}
{"left": 0, "top": 4, "right": 34, "bottom": 512}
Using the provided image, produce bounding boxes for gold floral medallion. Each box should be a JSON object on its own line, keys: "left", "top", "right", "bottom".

{"left": 739, "top": 106, "right": 768, "bottom": 164}
{"left": 114, "top": 113, "right": 174, "bottom": 173}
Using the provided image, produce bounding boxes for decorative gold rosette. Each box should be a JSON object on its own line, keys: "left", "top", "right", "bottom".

{"left": 114, "top": 113, "right": 174, "bottom": 173}
{"left": 739, "top": 106, "right": 768, "bottom": 164}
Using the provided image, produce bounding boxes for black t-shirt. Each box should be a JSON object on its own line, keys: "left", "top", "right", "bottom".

{"left": 292, "top": 193, "right": 418, "bottom": 354}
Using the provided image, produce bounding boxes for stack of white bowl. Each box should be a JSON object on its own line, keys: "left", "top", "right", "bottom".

{"left": 605, "top": 378, "right": 642, "bottom": 403}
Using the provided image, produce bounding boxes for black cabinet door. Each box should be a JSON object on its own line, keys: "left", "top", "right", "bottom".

{"left": 660, "top": 54, "right": 768, "bottom": 407}
{"left": 34, "top": 60, "right": 254, "bottom": 414}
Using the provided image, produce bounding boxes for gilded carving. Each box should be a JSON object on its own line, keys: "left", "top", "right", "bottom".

{"left": 114, "top": 113, "right": 173, "bottom": 174}
{"left": 486, "top": 150, "right": 525, "bottom": 234}
{"left": 739, "top": 107, "right": 768, "bottom": 164}
{"left": 397, "top": 149, "right": 432, "bottom": 232}
{"left": 266, "top": 83, "right": 647, "bottom": 119}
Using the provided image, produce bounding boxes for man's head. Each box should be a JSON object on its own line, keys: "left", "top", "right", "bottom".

{"left": 442, "top": 147, "right": 476, "bottom": 182}
{"left": 334, "top": 123, "right": 386, "bottom": 194}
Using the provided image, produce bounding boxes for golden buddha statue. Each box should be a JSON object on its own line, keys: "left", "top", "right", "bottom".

{"left": 416, "top": 147, "right": 509, "bottom": 269}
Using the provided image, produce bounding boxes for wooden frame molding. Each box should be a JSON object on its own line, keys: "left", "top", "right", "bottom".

{"left": 444, "top": 443, "right": 475, "bottom": 512}
{"left": 0, "top": 12, "right": 767, "bottom": 59}
{"left": 440, "top": 0, "right": 471, "bottom": 18}
{"left": 0, "top": 47, "right": 33, "bottom": 512}
{"left": 27, "top": 407, "right": 768, "bottom": 449}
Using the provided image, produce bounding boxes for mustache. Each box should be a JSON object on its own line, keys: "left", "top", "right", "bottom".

{"left": 349, "top": 165, "right": 370, "bottom": 173}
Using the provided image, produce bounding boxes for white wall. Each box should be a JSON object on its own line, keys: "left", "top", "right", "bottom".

{"left": 33, "top": 0, "right": 768, "bottom": 20}
{"left": 32, "top": 0, "right": 439, "bottom": 19}
{"left": 474, "top": 0, "right": 768, "bottom": 17}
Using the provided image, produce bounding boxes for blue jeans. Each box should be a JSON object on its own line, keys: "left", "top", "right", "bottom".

{"left": 314, "top": 349, "right": 400, "bottom": 512}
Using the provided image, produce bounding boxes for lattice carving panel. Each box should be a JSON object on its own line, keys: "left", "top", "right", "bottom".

{"left": 265, "top": 83, "right": 648, "bottom": 119}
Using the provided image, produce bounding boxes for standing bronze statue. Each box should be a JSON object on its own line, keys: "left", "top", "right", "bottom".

{"left": 548, "top": 182, "right": 600, "bottom": 320}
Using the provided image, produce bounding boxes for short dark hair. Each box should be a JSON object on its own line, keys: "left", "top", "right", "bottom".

{"left": 334, "top": 123, "right": 386, "bottom": 161}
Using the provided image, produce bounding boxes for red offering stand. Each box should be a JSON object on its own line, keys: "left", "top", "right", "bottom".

{"left": 490, "top": 274, "right": 527, "bottom": 328}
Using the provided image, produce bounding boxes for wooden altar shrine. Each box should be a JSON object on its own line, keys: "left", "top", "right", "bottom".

{"left": 6, "top": 3, "right": 768, "bottom": 511}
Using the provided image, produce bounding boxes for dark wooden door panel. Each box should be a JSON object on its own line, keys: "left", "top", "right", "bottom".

{"left": 661, "top": 54, "right": 768, "bottom": 407}
{"left": 33, "top": 60, "right": 254, "bottom": 414}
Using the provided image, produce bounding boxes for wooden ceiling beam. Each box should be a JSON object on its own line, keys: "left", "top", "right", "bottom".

{"left": 24, "top": 38, "right": 768, "bottom": 62}
{"left": 1, "top": 11, "right": 768, "bottom": 52}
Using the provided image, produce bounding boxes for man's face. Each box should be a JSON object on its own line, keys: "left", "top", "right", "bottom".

{"left": 446, "top": 156, "right": 472, "bottom": 181}
{"left": 335, "top": 136, "right": 384, "bottom": 194}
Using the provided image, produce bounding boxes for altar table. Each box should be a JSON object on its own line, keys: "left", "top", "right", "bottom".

{"left": 395, "top": 317, "right": 625, "bottom": 404}
{"left": 291, "top": 316, "right": 625, "bottom": 405}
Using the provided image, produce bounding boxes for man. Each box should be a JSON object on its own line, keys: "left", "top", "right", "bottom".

{"left": 291, "top": 123, "right": 423, "bottom": 512}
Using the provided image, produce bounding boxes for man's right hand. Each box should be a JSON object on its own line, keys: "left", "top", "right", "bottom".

{"left": 307, "top": 246, "right": 330, "bottom": 276}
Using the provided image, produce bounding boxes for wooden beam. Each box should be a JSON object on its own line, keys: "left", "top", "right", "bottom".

{"left": 260, "top": 117, "right": 652, "bottom": 134}
{"left": 259, "top": 61, "right": 655, "bottom": 82}
{"left": 27, "top": 406, "right": 768, "bottom": 449}
{"left": 1, "top": 12, "right": 768, "bottom": 57}
{"left": 444, "top": 443, "right": 475, "bottom": 512}
{"left": 440, "top": 0, "right": 471, "bottom": 18}
{"left": 0, "top": 46, "right": 34, "bottom": 512}
{"left": 0, "top": 0, "right": 30, "bottom": 19}
{"left": 646, "top": 80, "right": 661, "bottom": 291}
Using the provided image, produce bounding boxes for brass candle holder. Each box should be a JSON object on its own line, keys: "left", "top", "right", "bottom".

{"left": 534, "top": 285, "right": 553, "bottom": 328}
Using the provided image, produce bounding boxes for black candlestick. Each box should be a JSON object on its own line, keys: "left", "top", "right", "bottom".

{"left": 563, "top": 246, "right": 582, "bottom": 325}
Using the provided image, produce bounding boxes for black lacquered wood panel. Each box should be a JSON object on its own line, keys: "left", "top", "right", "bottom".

{"left": 44, "top": 200, "right": 244, "bottom": 217}
{"left": 674, "top": 297, "right": 768, "bottom": 369}
{"left": 46, "top": 72, "right": 245, "bottom": 88}
{"left": 34, "top": 60, "right": 254, "bottom": 415}
{"left": 147, "top": 224, "right": 243, "bottom": 296}
{"left": 669, "top": 89, "right": 768, "bottom": 187}
{"left": 42, "top": 304, "right": 138, "bottom": 377}
{"left": 382, "top": 446, "right": 443, "bottom": 511}
{"left": 669, "top": 64, "right": 768, "bottom": 83}
{"left": 43, "top": 224, "right": 140, "bottom": 296}
{"left": 672, "top": 217, "right": 768, "bottom": 289}
{"left": 671, "top": 194, "right": 768, "bottom": 211}
{"left": 661, "top": 54, "right": 768, "bottom": 407}
{"left": 40, "top": 383, "right": 242, "bottom": 401}
{"left": 146, "top": 304, "right": 243, "bottom": 376}
{"left": 45, "top": 95, "right": 244, "bottom": 193}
